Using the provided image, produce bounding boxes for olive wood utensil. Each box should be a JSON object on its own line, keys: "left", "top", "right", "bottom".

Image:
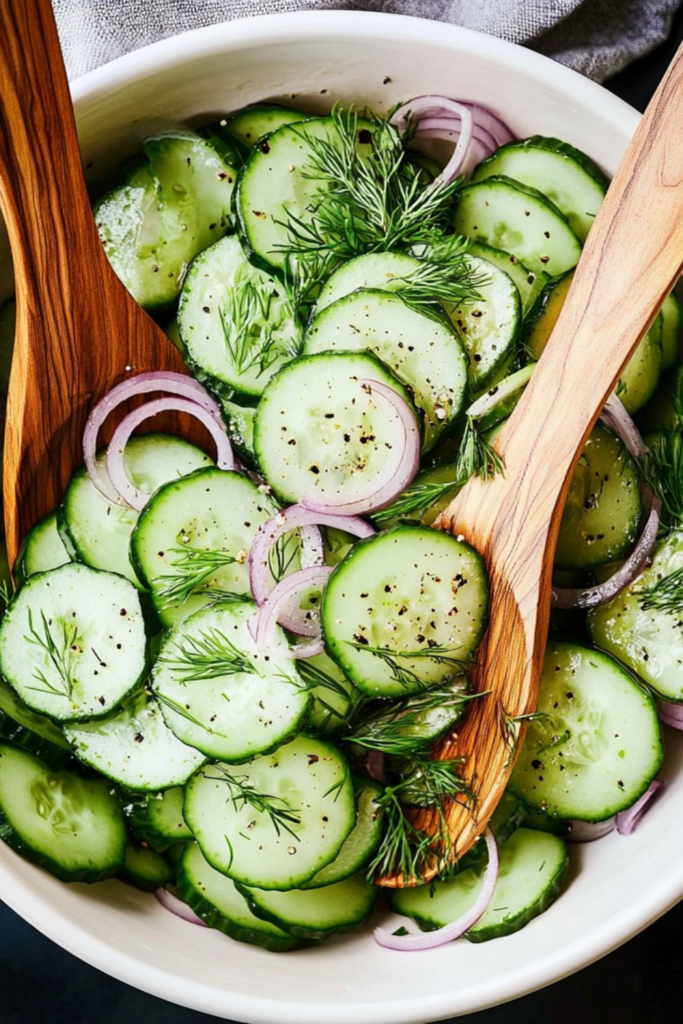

{"left": 0, "top": 0, "right": 190, "bottom": 568}
{"left": 378, "top": 44, "right": 683, "bottom": 885}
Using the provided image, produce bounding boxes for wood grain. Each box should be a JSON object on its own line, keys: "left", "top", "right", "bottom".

{"left": 378, "top": 41, "right": 683, "bottom": 885}
{"left": 0, "top": 0, "right": 190, "bottom": 567}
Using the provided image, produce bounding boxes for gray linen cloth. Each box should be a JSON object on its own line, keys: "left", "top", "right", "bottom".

{"left": 55, "top": 0, "right": 681, "bottom": 83}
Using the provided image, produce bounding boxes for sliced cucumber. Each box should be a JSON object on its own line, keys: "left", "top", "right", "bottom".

{"left": 240, "top": 871, "right": 376, "bottom": 940}
{"left": 177, "top": 842, "right": 304, "bottom": 951}
{"left": 255, "top": 351, "right": 417, "bottom": 505}
{"left": 0, "top": 563, "right": 147, "bottom": 722}
{"left": 225, "top": 104, "right": 309, "bottom": 146}
{"left": 315, "top": 252, "right": 422, "bottom": 312}
{"left": 301, "top": 778, "right": 383, "bottom": 888}
{"left": 152, "top": 601, "right": 309, "bottom": 761}
{"left": 349, "top": 676, "right": 472, "bottom": 749}
{"left": 322, "top": 525, "right": 488, "bottom": 698}
{"left": 65, "top": 690, "right": 207, "bottom": 791}
{"left": 0, "top": 297, "right": 15, "bottom": 396}
{"left": 471, "top": 136, "right": 607, "bottom": 241}
{"left": 131, "top": 467, "right": 282, "bottom": 627}
{"left": 452, "top": 176, "right": 582, "bottom": 279}
{"left": 509, "top": 641, "right": 663, "bottom": 820}
{"left": 184, "top": 735, "right": 355, "bottom": 890}
{"left": 555, "top": 423, "right": 642, "bottom": 571}
{"left": 525, "top": 270, "right": 574, "bottom": 359}
{"left": 589, "top": 528, "right": 683, "bottom": 702}
{"left": 391, "top": 827, "right": 568, "bottom": 942}
{"left": 489, "top": 791, "right": 527, "bottom": 845}
{"left": 95, "top": 129, "right": 237, "bottom": 310}
{"left": 0, "top": 678, "right": 71, "bottom": 768}
{"left": 125, "top": 785, "right": 192, "bottom": 850}
{"left": 120, "top": 842, "right": 173, "bottom": 891}
{"left": 197, "top": 121, "right": 245, "bottom": 169}
{"left": 0, "top": 744, "right": 127, "bottom": 882}
{"left": 304, "top": 290, "right": 467, "bottom": 449}
{"left": 61, "top": 434, "right": 212, "bottom": 590}
{"left": 236, "top": 116, "right": 375, "bottom": 271}
{"left": 15, "top": 512, "right": 70, "bottom": 583}
{"left": 618, "top": 314, "right": 663, "bottom": 415}
{"left": 374, "top": 459, "right": 461, "bottom": 529}
{"left": 297, "top": 651, "right": 359, "bottom": 736}
{"left": 221, "top": 397, "right": 257, "bottom": 464}
{"left": 466, "top": 365, "right": 534, "bottom": 434}
{"left": 467, "top": 242, "right": 548, "bottom": 316}
{"left": 178, "top": 236, "right": 301, "bottom": 399}
{"left": 661, "top": 292, "right": 682, "bottom": 369}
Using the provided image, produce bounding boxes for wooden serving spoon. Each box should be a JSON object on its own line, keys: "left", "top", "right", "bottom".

{"left": 378, "top": 48, "right": 683, "bottom": 886}
{"left": 0, "top": 0, "right": 191, "bottom": 568}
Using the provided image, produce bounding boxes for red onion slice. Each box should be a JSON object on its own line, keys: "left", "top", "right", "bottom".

{"left": 248, "top": 566, "right": 334, "bottom": 660}
{"left": 616, "top": 779, "right": 664, "bottom": 835}
{"left": 107, "top": 396, "right": 235, "bottom": 511}
{"left": 658, "top": 701, "right": 683, "bottom": 729}
{"left": 458, "top": 103, "right": 515, "bottom": 147}
{"left": 83, "top": 371, "right": 224, "bottom": 503}
{"left": 373, "top": 828, "right": 499, "bottom": 951}
{"left": 249, "top": 505, "right": 375, "bottom": 634}
{"left": 155, "top": 887, "right": 206, "bottom": 927}
{"left": 301, "top": 380, "right": 420, "bottom": 517}
{"left": 567, "top": 818, "right": 616, "bottom": 843}
{"left": 552, "top": 394, "right": 660, "bottom": 610}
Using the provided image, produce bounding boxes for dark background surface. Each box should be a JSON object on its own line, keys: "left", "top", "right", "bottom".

{"left": 3, "top": 8, "right": 683, "bottom": 1024}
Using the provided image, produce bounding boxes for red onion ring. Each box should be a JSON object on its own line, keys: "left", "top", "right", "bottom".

{"left": 107, "top": 396, "right": 235, "bottom": 511}
{"left": 83, "top": 371, "right": 225, "bottom": 504}
{"left": 154, "top": 887, "right": 206, "bottom": 927}
{"left": 249, "top": 505, "right": 375, "bottom": 635}
{"left": 248, "top": 566, "right": 334, "bottom": 659}
{"left": 301, "top": 379, "right": 420, "bottom": 517}
{"left": 458, "top": 102, "right": 515, "bottom": 147}
{"left": 552, "top": 394, "right": 661, "bottom": 610}
{"left": 567, "top": 818, "right": 616, "bottom": 843}
{"left": 373, "top": 828, "right": 499, "bottom": 951}
{"left": 658, "top": 701, "right": 683, "bottom": 729}
{"left": 616, "top": 779, "right": 664, "bottom": 835}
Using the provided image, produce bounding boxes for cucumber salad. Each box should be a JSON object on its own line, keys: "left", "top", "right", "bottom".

{"left": 0, "top": 93, "right": 680, "bottom": 954}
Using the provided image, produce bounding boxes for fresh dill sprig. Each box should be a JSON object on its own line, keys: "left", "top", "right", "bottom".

{"left": 205, "top": 764, "right": 301, "bottom": 841}
{"left": 296, "top": 659, "right": 365, "bottom": 730}
{"left": 219, "top": 279, "right": 301, "bottom": 378}
{"left": 24, "top": 609, "right": 80, "bottom": 700}
{"left": 389, "top": 235, "right": 487, "bottom": 313}
{"left": 281, "top": 250, "right": 337, "bottom": 317}
{"left": 456, "top": 419, "right": 505, "bottom": 483}
{"left": 348, "top": 684, "right": 478, "bottom": 757}
{"left": 638, "top": 564, "right": 683, "bottom": 614}
{"left": 638, "top": 426, "right": 683, "bottom": 524}
{"left": 158, "top": 627, "right": 255, "bottom": 683}
{"left": 373, "top": 476, "right": 461, "bottom": 523}
{"left": 268, "top": 532, "right": 300, "bottom": 584}
{"left": 156, "top": 546, "right": 238, "bottom": 606}
{"left": 0, "top": 580, "right": 11, "bottom": 614}
{"left": 347, "top": 641, "right": 471, "bottom": 690}
{"left": 498, "top": 704, "right": 547, "bottom": 770}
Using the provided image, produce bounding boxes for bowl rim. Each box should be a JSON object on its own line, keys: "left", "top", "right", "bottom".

{"left": 0, "top": 9, "right": 662, "bottom": 1024}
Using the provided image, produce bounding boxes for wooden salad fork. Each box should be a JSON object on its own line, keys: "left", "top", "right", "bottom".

{"left": 378, "top": 44, "right": 683, "bottom": 885}
{"left": 0, "top": 0, "right": 189, "bottom": 568}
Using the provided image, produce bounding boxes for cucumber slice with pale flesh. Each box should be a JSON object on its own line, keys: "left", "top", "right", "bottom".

{"left": 297, "top": 650, "right": 359, "bottom": 736}
{"left": 509, "top": 641, "right": 663, "bottom": 820}
{"left": 226, "top": 105, "right": 308, "bottom": 146}
{"left": 467, "top": 242, "right": 548, "bottom": 315}
{"left": 125, "top": 785, "right": 192, "bottom": 850}
{"left": 184, "top": 735, "right": 355, "bottom": 890}
{"left": 0, "top": 563, "right": 147, "bottom": 722}
{"left": 661, "top": 292, "right": 682, "bottom": 369}
{"left": 315, "top": 252, "right": 422, "bottom": 312}
{"left": 301, "top": 778, "right": 383, "bottom": 888}
{"left": 120, "top": 842, "right": 173, "bottom": 891}
{"left": 15, "top": 512, "right": 70, "bottom": 583}
{"left": 0, "top": 678, "right": 71, "bottom": 768}
{"left": 240, "top": 871, "right": 377, "bottom": 940}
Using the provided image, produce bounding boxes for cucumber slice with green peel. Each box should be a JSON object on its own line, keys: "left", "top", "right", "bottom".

{"left": 452, "top": 176, "right": 582, "bottom": 279}
{"left": 466, "top": 365, "right": 534, "bottom": 434}
{"left": 163, "top": 317, "right": 186, "bottom": 358}
{"left": 240, "top": 870, "right": 377, "bottom": 940}
{"left": 304, "top": 290, "right": 467, "bottom": 450}
{"left": 120, "top": 841, "right": 173, "bottom": 891}
{"left": 661, "top": 292, "right": 681, "bottom": 369}
{"left": 95, "top": 130, "right": 237, "bottom": 310}
{"left": 555, "top": 423, "right": 642, "bottom": 571}
{"left": 131, "top": 467, "right": 288, "bottom": 627}
{"left": 509, "top": 641, "right": 663, "bottom": 820}
{"left": 391, "top": 827, "right": 568, "bottom": 942}
{"left": 617, "top": 314, "right": 663, "bottom": 414}
{"left": 0, "top": 678, "right": 71, "bottom": 768}
{"left": 151, "top": 600, "right": 309, "bottom": 762}
{"left": 521, "top": 808, "right": 571, "bottom": 837}
{"left": 221, "top": 397, "right": 257, "bottom": 464}
{"left": 178, "top": 236, "right": 302, "bottom": 400}
{"left": 589, "top": 528, "right": 683, "bottom": 702}
{"left": 225, "top": 104, "right": 309, "bottom": 146}
{"left": 525, "top": 270, "right": 574, "bottom": 359}
{"left": 254, "top": 352, "right": 418, "bottom": 506}
{"left": 489, "top": 791, "right": 527, "bottom": 845}
{"left": 297, "top": 651, "right": 360, "bottom": 736}
{"left": 177, "top": 843, "right": 305, "bottom": 951}
{"left": 125, "top": 785, "right": 192, "bottom": 850}
{"left": 322, "top": 525, "right": 489, "bottom": 698}
{"left": 0, "top": 744, "right": 127, "bottom": 882}
{"left": 0, "top": 563, "right": 147, "bottom": 722}
{"left": 301, "top": 778, "right": 383, "bottom": 888}
{"left": 61, "top": 434, "right": 213, "bottom": 590}
{"left": 467, "top": 242, "right": 549, "bottom": 315}
{"left": 444, "top": 255, "right": 521, "bottom": 392}
{"left": 235, "top": 116, "right": 375, "bottom": 272}
{"left": 197, "top": 121, "right": 246, "bottom": 168}
{"left": 64, "top": 690, "right": 207, "bottom": 791}
{"left": 348, "top": 676, "right": 471, "bottom": 751}
{"left": 184, "top": 735, "right": 355, "bottom": 890}
{"left": 315, "top": 252, "right": 422, "bottom": 312}
{"left": 636, "top": 363, "right": 683, "bottom": 432}
{"left": 471, "top": 136, "right": 607, "bottom": 241}
{"left": 373, "top": 460, "right": 462, "bottom": 529}
{"left": 14, "top": 512, "right": 70, "bottom": 583}
{"left": 0, "top": 297, "right": 15, "bottom": 396}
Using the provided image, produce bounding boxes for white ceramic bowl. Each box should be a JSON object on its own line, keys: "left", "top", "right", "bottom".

{"left": 1, "top": 10, "right": 681, "bottom": 1023}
